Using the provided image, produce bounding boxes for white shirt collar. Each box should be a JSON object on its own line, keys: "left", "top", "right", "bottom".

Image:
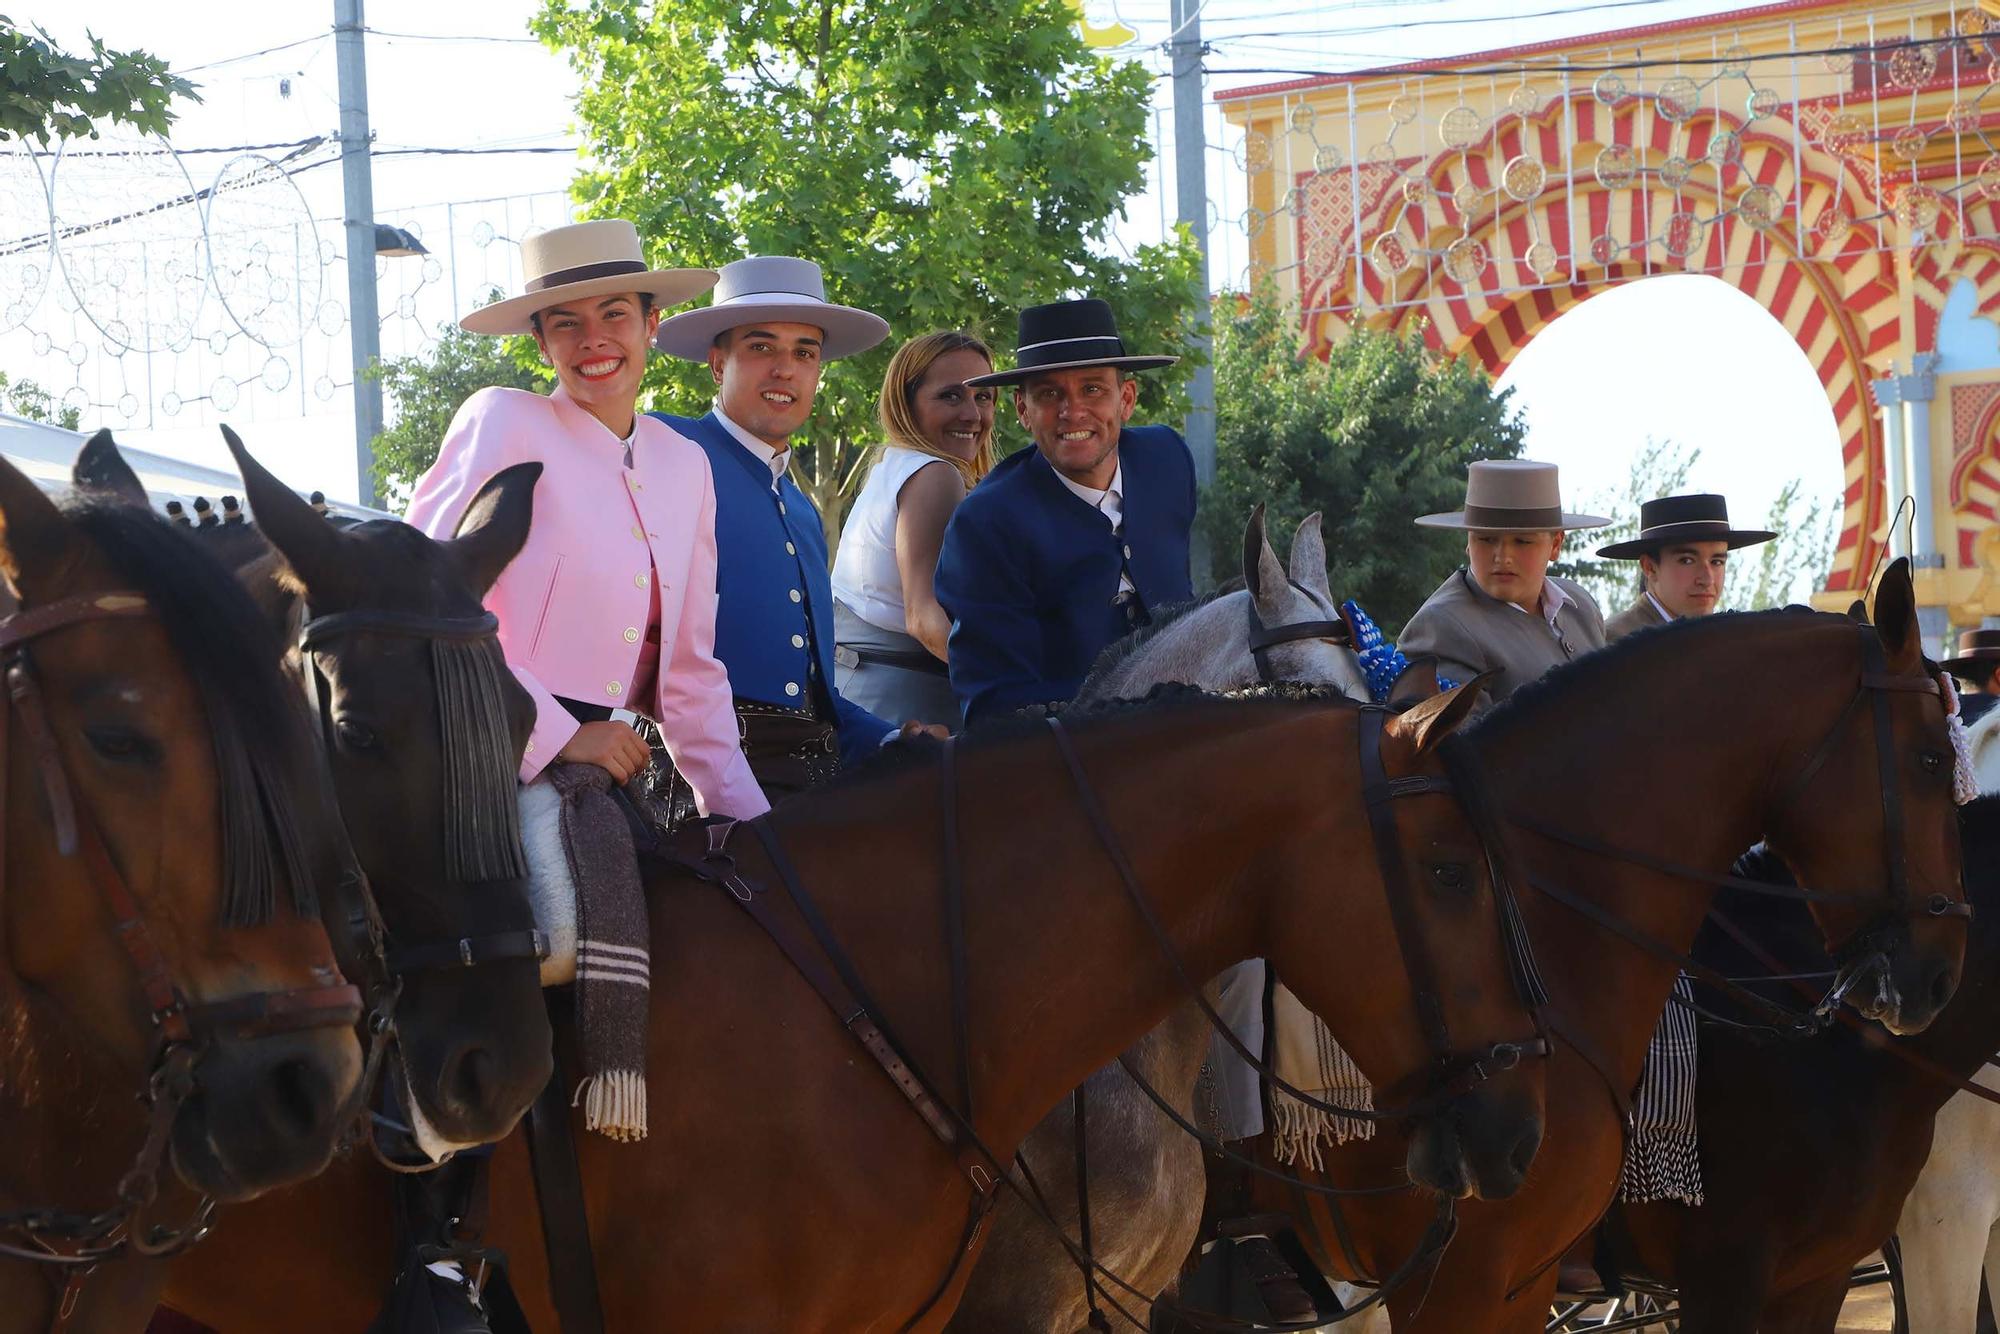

{"left": 1501, "top": 574, "right": 1568, "bottom": 627}
{"left": 713, "top": 403, "right": 791, "bottom": 486}
{"left": 1054, "top": 461, "right": 1124, "bottom": 522}
{"left": 1646, "top": 590, "right": 1675, "bottom": 622}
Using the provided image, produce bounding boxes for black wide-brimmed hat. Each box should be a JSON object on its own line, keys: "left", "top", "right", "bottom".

{"left": 1595, "top": 493, "right": 1778, "bottom": 560}
{"left": 965, "top": 298, "right": 1178, "bottom": 387}
{"left": 1944, "top": 629, "right": 2000, "bottom": 677}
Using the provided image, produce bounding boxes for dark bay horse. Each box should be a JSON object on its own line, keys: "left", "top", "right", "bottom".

{"left": 74, "top": 429, "right": 555, "bottom": 1155}
{"left": 156, "top": 682, "right": 1548, "bottom": 1332}
{"left": 0, "top": 455, "right": 365, "bottom": 1332}
{"left": 1252, "top": 565, "right": 1966, "bottom": 1331}
{"left": 1600, "top": 795, "right": 2000, "bottom": 1332}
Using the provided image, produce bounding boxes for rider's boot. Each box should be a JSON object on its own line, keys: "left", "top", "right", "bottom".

{"left": 365, "top": 1151, "right": 498, "bottom": 1334}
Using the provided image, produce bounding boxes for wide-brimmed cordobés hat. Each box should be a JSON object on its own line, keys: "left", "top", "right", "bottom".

{"left": 1944, "top": 629, "right": 2000, "bottom": 677}
{"left": 1414, "top": 460, "right": 1610, "bottom": 532}
{"left": 1595, "top": 493, "right": 1777, "bottom": 560}
{"left": 653, "top": 256, "right": 890, "bottom": 362}
{"left": 459, "top": 219, "right": 717, "bottom": 336}
{"left": 964, "top": 298, "right": 1178, "bottom": 387}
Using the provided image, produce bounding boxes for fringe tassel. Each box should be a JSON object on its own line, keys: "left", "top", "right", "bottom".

{"left": 433, "top": 638, "right": 529, "bottom": 882}
{"left": 573, "top": 1070, "right": 648, "bottom": 1142}
{"left": 1268, "top": 1086, "right": 1376, "bottom": 1170}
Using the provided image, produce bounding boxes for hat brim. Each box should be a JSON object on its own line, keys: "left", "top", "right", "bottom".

{"left": 964, "top": 354, "right": 1179, "bottom": 387}
{"left": 1595, "top": 527, "right": 1779, "bottom": 560}
{"left": 460, "top": 269, "right": 720, "bottom": 336}
{"left": 653, "top": 299, "right": 890, "bottom": 361}
{"left": 1944, "top": 653, "right": 2000, "bottom": 676}
{"left": 1414, "top": 510, "right": 1612, "bottom": 532}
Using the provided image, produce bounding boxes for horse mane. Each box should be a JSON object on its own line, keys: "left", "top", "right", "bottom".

{"left": 1079, "top": 592, "right": 1227, "bottom": 688}
{"left": 1473, "top": 606, "right": 1835, "bottom": 740}
{"left": 66, "top": 498, "right": 318, "bottom": 926}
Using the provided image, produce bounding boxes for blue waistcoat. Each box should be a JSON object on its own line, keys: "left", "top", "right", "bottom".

{"left": 650, "top": 411, "right": 895, "bottom": 765}
{"left": 934, "top": 425, "right": 1196, "bottom": 723}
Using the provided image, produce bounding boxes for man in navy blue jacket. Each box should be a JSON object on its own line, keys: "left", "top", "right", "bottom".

{"left": 652, "top": 256, "right": 922, "bottom": 792}
{"left": 936, "top": 298, "right": 1195, "bottom": 723}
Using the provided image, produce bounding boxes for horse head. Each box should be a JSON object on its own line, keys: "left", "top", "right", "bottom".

{"left": 212, "top": 430, "right": 553, "bottom": 1153}
{"left": 1763, "top": 557, "right": 1967, "bottom": 1034}
{"left": 1, "top": 446, "right": 362, "bottom": 1202}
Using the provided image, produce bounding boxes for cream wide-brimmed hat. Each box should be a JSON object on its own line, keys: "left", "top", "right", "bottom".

{"left": 1414, "top": 460, "right": 1611, "bottom": 532}
{"left": 459, "top": 219, "right": 717, "bottom": 336}
{"left": 652, "top": 256, "right": 890, "bottom": 362}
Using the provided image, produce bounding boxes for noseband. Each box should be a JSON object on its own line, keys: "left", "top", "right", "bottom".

{"left": 0, "top": 592, "right": 363, "bottom": 1274}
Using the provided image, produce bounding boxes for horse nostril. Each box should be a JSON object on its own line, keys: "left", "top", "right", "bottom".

{"left": 267, "top": 1056, "right": 330, "bottom": 1140}
{"left": 1929, "top": 963, "right": 1954, "bottom": 1015}
{"left": 442, "top": 1045, "right": 496, "bottom": 1115}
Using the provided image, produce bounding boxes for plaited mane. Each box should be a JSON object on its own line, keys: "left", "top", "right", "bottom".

{"left": 67, "top": 499, "right": 317, "bottom": 926}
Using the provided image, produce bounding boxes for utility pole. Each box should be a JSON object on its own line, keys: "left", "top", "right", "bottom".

{"left": 1169, "top": 0, "right": 1216, "bottom": 574}
{"left": 335, "top": 0, "right": 381, "bottom": 506}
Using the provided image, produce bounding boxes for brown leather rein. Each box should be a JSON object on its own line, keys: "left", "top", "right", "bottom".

{"left": 0, "top": 591, "right": 363, "bottom": 1278}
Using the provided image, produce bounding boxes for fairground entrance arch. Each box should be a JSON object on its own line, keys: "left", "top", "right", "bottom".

{"left": 1217, "top": 0, "right": 2000, "bottom": 622}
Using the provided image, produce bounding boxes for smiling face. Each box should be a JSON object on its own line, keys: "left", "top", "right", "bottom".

{"left": 1640, "top": 539, "right": 1732, "bottom": 618}
{"left": 909, "top": 347, "right": 996, "bottom": 464}
{"left": 530, "top": 292, "right": 659, "bottom": 436}
{"left": 1015, "top": 365, "right": 1138, "bottom": 490}
{"left": 708, "top": 321, "right": 825, "bottom": 448}
{"left": 1466, "top": 529, "right": 1565, "bottom": 611}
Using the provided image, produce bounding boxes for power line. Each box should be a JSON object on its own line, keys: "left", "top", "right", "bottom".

{"left": 361, "top": 28, "right": 541, "bottom": 44}
{"left": 181, "top": 34, "right": 326, "bottom": 74}
{"left": 1199, "top": 0, "right": 1746, "bottom": 44}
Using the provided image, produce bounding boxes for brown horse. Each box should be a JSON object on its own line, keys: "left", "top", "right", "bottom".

{"left": 0, "top": 456, "right": 365, "bottom": 1332}
{"left": 1248, "top": 563, "right": 1966, "bottom": 1332}
{"left": 158, "top": 680, "right": 1549, "bottom": 1332}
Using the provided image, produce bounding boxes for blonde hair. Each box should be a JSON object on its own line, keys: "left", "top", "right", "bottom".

{"left": 878, "top": 330, "right": 996, "bottom": 484}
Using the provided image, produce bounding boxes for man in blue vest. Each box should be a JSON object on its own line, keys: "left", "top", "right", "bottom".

{"left": 935, "top": 297, "right": 1195, "bottom": 723}
{"left": 651, "top": 256, "right": 917, "bottom": 794}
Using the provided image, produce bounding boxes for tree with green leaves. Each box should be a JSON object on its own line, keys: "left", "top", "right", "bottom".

{"left": 0, "top": 370, "right": 80, "bottom": 430}
{"left": 1551, "top": 437, "right": 1695, "bottom": 614}
{"left": 367, "top": 322, "right": 548, "bottom": 507}
{"left": 1200, "top": 293, "right": 1527, "bottom": 629}
{"left": 531, "top": 0, "right": 1202, "bottom": 536}
{"left": 0, "top": 18, "right": 196, "bottom": 144}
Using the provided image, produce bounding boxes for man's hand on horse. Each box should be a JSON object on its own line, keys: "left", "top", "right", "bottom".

{"left": 897, "top": 720, "right": 953, "bottom": 743}
{"left": 559, "top": 719, "right": 652, "bottom": 784}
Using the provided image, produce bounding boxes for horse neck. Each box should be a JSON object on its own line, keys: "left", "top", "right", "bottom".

{"left": 792, "top": 701, "right": 1339, "bottom": 1154}
{"left": 1475, "top": 618, "right": 1863, "bottom": 1068}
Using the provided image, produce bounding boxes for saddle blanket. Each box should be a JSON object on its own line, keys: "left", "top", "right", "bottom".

{"left": 1267, "top": 980, "right": 1376, "bottom": 1167}
{"left": 1618, "top": 974, "right": 1702, "bottom": 1206}
{"left": 521, "top": 777, "right": 579, "bottom": 986}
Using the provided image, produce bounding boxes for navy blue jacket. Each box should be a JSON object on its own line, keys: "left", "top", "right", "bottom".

{"left": 651, "top": 411, "right": 896, "bottom": 766}
{"left": 935, "top": 425, "right": 1196, "bottom": 723}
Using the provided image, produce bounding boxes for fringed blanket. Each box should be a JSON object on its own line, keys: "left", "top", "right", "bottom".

{"left": 1618, "top": 975, "right": 1702, "bottom": 1206}
{"left": 519, "top": 764, "right": 652, "bottom": 1142}
{"left": 1268, "top": 982, "right": 1375, "bottom": 1169}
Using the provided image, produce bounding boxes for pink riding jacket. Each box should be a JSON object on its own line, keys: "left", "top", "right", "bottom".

{"left": 405, "top": 384, "right": 769, "bottom": 819}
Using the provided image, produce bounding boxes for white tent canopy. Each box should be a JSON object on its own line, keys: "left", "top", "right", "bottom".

{"left": 0, "top": 413, "right": 395, "bottom": 522}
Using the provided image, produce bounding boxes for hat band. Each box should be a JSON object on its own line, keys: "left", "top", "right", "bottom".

{"left": 525, "top": 258, "right": 649, "bottom": 293}
{"left": 1461, "top": 502, "right": 1566, "bottom": 528}
{"left": 1017, "top": 334, "right": 1127, "bottom": 360}
{"left": 1633, "top": 520, "right": 1733, "bottom": 541}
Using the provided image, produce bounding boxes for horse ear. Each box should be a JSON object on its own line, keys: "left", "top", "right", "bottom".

{"left": 1387, "top": 655, "right": 1440, "bottom": 709}
{"left": 72, "top": 429, "right": 149, "bottom": 506}
{"left": 1872, "top": 557, "right": 1922, "bottom": 672}
{"left": 1287, "top": 512, "right": 1330, "bottom": 598}
{"left": 1846, "top": 599, "right": 1869, "bottom": 623}
{"left": 1242, "top": 504, "right": 1288, "bottom": 610}
{"left": 0, "top": 453, "right": 79, "bottom": 601}
{"left": 1385, "top": 670, "right": 1496, "bottom": 757}
{"left": 446, "top": 462, "right": 542, "bottom": 599}
{"left": 222, "top": 425, "right": 347, "bottom": 591}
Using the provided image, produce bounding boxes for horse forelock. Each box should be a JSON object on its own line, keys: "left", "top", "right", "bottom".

{"left": 64, "top": 499, "right": 319, "bottom": 928}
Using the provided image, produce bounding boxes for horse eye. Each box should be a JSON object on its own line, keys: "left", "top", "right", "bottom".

{"left": 334, "top": 719, "right": 383, "bottom": 753}
{"left": 1920, "top": 751, "right": 1945, "bottom": 775}
{"left": 1430, "top": 862, "right": 1468, "bottom": 891}
{"left": 84, "top": 725, "right": 161, "bottom": 765}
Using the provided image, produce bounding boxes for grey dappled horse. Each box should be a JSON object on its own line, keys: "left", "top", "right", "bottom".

{"left": 947, "top": 509, "right": 1373, "bottom": 1333}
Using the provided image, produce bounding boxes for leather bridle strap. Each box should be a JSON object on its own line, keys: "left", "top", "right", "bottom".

{"left": 383, "top": 929, "right": 549, "bottom": 974}
{"left": 1246, "top": 584, "right": 1350, "bottom": 685}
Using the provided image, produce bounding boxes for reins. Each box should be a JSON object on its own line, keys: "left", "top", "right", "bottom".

{"left": 0, "top": 592, "right": 365, "bottom": 1288}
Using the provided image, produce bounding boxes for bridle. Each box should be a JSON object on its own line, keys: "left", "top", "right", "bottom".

{"left": 0, "top": 591, "right": 364, "bottom": 1283}
{"left": 294, "top": 605, "right": 548, "bottom": 1165}
{"left": 1245, "top": 579, "right": 1352, "bottom": 685}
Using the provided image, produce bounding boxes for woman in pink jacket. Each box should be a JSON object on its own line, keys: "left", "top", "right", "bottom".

{"left": 405, "top": 219, "right": 768, "bottom": 821}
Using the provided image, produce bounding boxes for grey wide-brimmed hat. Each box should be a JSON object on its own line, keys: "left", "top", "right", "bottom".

{"left": 1414, "top": 460, "right": 1610, "bottom": 532}
{"left": 459, "top": 220, "right": 717, "bottom": 336}
{"left": 1595, "top": 493, "right": 1777, "bottom": 559}
{"left": 653, "top": 256, "right": 890, "bottom": 361}
{"left": 1944, "top": 629, "right": 2000, "bottom": 677}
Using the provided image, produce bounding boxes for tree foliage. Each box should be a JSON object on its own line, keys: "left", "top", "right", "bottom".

{"left": 531, "top": 0, "right": 1202, "bottom": 533}
{"left": 1201, "top": 293, "right": 1527, "bottom": 630}
{"left": 1555, "top": 437, "right": 1837, "bottom": 615}
{"left": 0, "top": 18, "right": 196, "bottom": 145}
{"left": 0, "top": 370, "right": 80, "bottom": 430}
{"left": 367, "top": 323, "right": 548, "bottom": 508}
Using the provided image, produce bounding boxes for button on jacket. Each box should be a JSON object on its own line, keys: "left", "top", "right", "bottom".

{"left": 405, "top": 385, "right": 768, "bottom": 819}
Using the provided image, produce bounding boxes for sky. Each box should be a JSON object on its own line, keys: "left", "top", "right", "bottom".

{"left": 20, "top": 0, "right": 1843, "bottom": 527}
